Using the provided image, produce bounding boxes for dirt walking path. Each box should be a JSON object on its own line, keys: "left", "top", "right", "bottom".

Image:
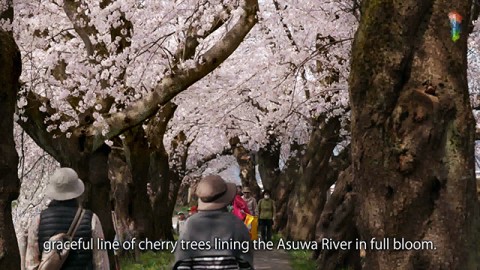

{"left": 254, "top": 249, "right": 293, "bottom": 270}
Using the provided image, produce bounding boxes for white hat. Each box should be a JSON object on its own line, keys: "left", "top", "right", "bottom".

{"left": 45, "top": 168, "right": 85, "bottom": 200}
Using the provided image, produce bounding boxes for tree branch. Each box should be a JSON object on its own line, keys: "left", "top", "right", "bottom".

{"left": 63, "top": 0, "right": 104, "bottom": 57}
{"left": 63, "top": 0, "right": 133, "bottom": 116}
{"left": 172, "top": 3, "right": 232, "bottom": 69}
{"left": 145, "top": 102, "right": 178, "bottom": 150}
{"left": 0, "top": 0, "right": 13, "bottom": 25}
{"left": 84, "top": 0, "right": 259, "bottom": 152}
{"left": 17, "top": 91, "right": 70, "bottom": 164}
{"left": 272, "top": 0, "right": 299, "bottom": 52}
{"left": 194, "top": 146, "right": 234, "bottom": 169}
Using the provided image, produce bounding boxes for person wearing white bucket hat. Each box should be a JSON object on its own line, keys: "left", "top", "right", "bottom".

{"left": 173, "top": 175, "right": 253, "bottom": 269}
{"left": 25, "top": 168, "right": 109, "bottom": 270}
{"left": 45, "top": 168, "right": 85, "bottom": 201}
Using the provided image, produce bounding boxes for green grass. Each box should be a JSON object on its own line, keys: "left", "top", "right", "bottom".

{"left": 120, "top": 251, "right": 174, "bottom": 270}
{"left": 272, "top": 233, "right": 282, "bottom": 245}
{"left": 271, "top": 233, "right": 316, "bottom": 270}
{"left": 288, "top": 249, "right": 317, "bottom": 270}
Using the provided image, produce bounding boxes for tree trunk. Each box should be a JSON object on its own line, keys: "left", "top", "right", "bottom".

{"left": 315, "top": 166, "right": 361, "bottom": 270}
{"left": 144, "top": 103, "right": 181, "bottom": 241}
{"left": 350, "top": 0, "right": 479, "bottom": 268}
{"left": 150, "top": 149, "right": 175, "bottom": 240}
{"left": 272, "top": 142, "right": 304, "bottom": 233}
{"left": 108, "top": 146, "right": 134, "bottom": 241}
{"left": 123, "top": 126, "right": 155, "bottom": 240}
{"left": 75, "top": 145, "right": 115, "bottom": 262}
{"left": 256, "top": 134, "right": 281, "bottom": 191}
{"left": 230, "top": 137, "right": 261, "bottom": 198}
{"left": 177, "top": 183, "right": 190, "bottom": 206}
{"left": 151, "top": 131, "right": 189, "bottom": 240}
{"left": 0, "top": 25, "right": 22, "bottom": 269}
{"left": 285, "top": 116, "right": 340, "bottom": 241}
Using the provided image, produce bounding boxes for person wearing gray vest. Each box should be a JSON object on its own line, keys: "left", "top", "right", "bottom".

{"left": 25, "top": 167, "right": 109, "bottom": 270}
{"left": 173, "top": 175, "right": 253, "bottom": 269}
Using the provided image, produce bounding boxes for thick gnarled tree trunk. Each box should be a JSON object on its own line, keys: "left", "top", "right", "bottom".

{"left": 273, "top": 142, "right": 304, "bottom": 233}
{"left": 0, "top": 21, "right": 22, "bottom": 269}
{"left": 123, "top": 126, "right": 155, "bottom": 240}
{"left": 108, "top": 146, "right": 136, "bottom": 242}
{"left": 140, "top": 103, "right": 189, "bottom": 241}
{"left": 315, "top": 166, "right": 360, "bottom": 270}
{"left": 257, "top": 134, "right": 281, "bottom": 192}
{"left": 350, "top": 0, "right": 479, "bottom": 268}
{"left": 150, "top": 131, "right": 189, "bottom": 241}
{"left": 285, "top": 116, "right": 340, "bottom": 240}
{"left": 230, "top": 137, "right": 261, "bottom": 198}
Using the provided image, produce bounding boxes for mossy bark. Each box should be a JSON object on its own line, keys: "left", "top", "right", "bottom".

{"left": 350, "top": 0, "right": 479, "bottom": 268}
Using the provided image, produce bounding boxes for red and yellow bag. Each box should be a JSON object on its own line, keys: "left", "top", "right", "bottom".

{"left": 244, "top": 213, "right": 258, "bottom": 240}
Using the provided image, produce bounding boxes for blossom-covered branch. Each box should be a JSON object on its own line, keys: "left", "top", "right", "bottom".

{"left": 84, "top": 0, "right": 259, "bottom": 151}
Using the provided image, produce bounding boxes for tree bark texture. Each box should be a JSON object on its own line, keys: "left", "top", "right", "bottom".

{"left": 315, "top": 166, "right": 361, "bottom": 270}
{"left": 78, "top": 145, "right": 115, "bottom": 260}
{"left": 256, "top": 134, "right": 281, "bottom": 191}
{"left": 149, "top": 132, "right": 189, "bottom": 241}
{"left": 143, "top": 103, "right": 185, "bottom": 240}
{"left": 108, "top": 146, "right": 136, "bottom": 241}
{"left": 123, "top": 126, "right": 155, "bottom": 240}
{"left": 176, "top": 183, "right": 190, "bottom": 206}
{"left": 272, "top": 142, "right": 304, "bottom": 233}
{"left": 285, "top": 116, "right": 341, "bottom": 241}
{"left": 350, "top": 0, "right": 478, "bottom": 268}
{"left": 230, "top": 137, "right": 261, "bottom": 198}
{"left": 0, "top": 25, "right": 22, "bottom": 269}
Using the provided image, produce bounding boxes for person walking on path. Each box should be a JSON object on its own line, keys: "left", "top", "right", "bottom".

{"left": 233, "top": 186, "right": 250, "bottom": 221}
{"left": 25, "top": 167, "right": 109, "bottom": 270}
{"left": 241, "top": 187, "right": 257, "bottom": 216}
{"left": 173, "top": 175, "right": 253, "bottom": 269}
{"left": 257, "top": 190, "right": 275, "bottom": 242}
{"left": 188, "top": 205, "right": 198, "bottom": 217}
{"left": 175, "top": 212, "right": 187, "bottom": 236}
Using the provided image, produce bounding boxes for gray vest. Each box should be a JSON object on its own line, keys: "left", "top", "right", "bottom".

{"left": 38, "top": 200, "right": 94, "bottom": 270}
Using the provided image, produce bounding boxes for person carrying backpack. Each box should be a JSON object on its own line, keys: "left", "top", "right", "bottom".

{"left": 257, "top": 190, "right": 275, "bottom": 242}
{"left": 25, "top": 167, "right": 109, "bottom": 270}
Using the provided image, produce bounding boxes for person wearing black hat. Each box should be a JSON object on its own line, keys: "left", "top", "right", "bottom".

{"left": 173, "top": 175, "right": 253, "bottom": 269}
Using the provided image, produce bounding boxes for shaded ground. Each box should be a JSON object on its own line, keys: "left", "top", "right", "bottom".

{"left": 254, "top": 249, "right": 293, "bottom": 270}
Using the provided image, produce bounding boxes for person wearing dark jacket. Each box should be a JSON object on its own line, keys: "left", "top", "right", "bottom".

{"left": 173, "top": 175, "right": 253, "bottom": 269}
{"left": 25, "top": 167, "right": 109, "bottom": 270}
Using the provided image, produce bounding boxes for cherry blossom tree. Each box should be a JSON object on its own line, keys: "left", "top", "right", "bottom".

{"left": 0, "top": 0, "right": 22, "bottom": 267}
{"left": 166, "top": 0, "right": 356, "bottom": 241}
{"left": 9, "top": 0, "right": 480, "bottom": 268}
{"left": 12, "top": 0, "right": 259, "bottom": 255}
